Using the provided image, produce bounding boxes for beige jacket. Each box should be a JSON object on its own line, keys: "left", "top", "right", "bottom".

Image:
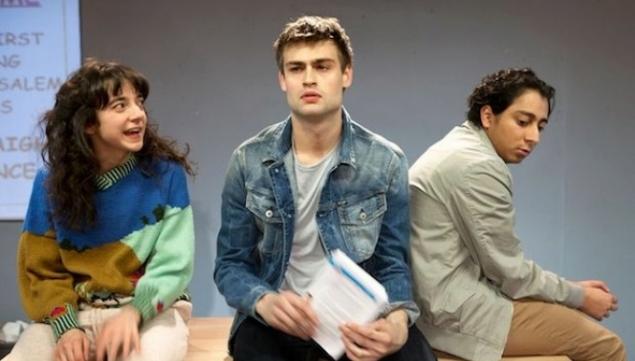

{"left": 408, "top": 121, "right": 583, "bottom": 361}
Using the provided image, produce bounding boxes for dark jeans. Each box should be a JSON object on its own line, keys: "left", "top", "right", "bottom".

{"left": 232, "top": 317, "right": 437, "bottom": 361}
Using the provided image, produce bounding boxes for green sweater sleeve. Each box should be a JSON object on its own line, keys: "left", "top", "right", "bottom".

{"left": 131, "top": 205, "right": 194, "bottom": 322}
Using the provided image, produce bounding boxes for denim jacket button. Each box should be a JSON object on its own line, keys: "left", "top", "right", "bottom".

{"left": 360, "top": 212, "right": 367, "bottom": 221}
{"left": 265, "top": 209, "right": 273, "bottom": 218}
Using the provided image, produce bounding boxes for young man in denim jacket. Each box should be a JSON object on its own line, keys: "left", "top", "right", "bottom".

{"left": 214, "top": 16, "right": 435, "bottom": 361}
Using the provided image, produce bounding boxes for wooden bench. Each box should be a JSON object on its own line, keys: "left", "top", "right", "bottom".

{"left": 185, "top": 317, "right": 571, "bottom": 361}
{"left": 186, "top": 317, "right": 232, "bottom": 361}
{"left": 435, "top": 349, "right": 571, "bottom": 361}
{"left": 438, "top": 356, "right": 571, "bottom": 361}
{"left": 437, "top": 357, "right": 570, "bottom": 361}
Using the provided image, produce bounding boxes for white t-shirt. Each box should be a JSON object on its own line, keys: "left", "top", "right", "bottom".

{"left": 280, "top": 144, "right": 338, "bottom": 294}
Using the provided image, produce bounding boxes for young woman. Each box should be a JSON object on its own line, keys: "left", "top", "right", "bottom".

{"left": 5, "top": 59, "right": 195, "bottom": 361}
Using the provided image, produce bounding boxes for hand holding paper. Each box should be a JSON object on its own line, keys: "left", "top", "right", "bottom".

{"left": 255, "top": 291, "right": 319, "bottom": 340}
{"left": 306, "top": 249, "right": 390, "bottom": 359}
{"left": 340, "top": 310, "right": 408, "bottom": 361}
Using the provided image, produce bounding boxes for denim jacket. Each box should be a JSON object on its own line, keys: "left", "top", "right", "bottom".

{"left": 214, "top": 110, "right": 419, "bottom": 341}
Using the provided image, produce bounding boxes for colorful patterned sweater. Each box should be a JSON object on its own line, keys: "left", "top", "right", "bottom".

{"left": 17, "top": 156, "right": 194, "bottom": 339}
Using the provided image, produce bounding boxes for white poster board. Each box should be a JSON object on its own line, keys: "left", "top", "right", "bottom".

{"left": 0, "top": 0, "right": 80, "bottom": 220}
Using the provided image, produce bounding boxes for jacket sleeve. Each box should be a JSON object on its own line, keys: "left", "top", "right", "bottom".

{"left": 214, "top": 148, "right": 276, "bottom": 319}
{"left": 17, "top": 169, "right": 80, "bottom": 340}
{"left": 451, "top": 159, "right": 583, "bottom": 308}
{"left": 369, "top": 152, "right": 420, "bottom": 324}
{"left": 131, "top": 164, "right": 195, "bottom": 322}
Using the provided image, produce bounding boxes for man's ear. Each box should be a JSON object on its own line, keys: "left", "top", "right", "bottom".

{"left": 342, "top": 65, "right": 353, "bottom": 89}
{"left": 480, "top": 105, "right": 494, "bottom": 129}
{"left": 278, "top": 71, "right": 287, "bottom": 92}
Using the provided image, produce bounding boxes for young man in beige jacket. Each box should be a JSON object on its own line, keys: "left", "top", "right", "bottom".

{"left": 408, "top": 68, "right": 625, "bottom": 361}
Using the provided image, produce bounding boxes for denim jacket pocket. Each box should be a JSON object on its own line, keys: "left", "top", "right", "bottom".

{"left": 337, "top": 193, "right": 387, "bottom": 262}
{"left": 246, "top": 189, "right": 283, "bottom": 255}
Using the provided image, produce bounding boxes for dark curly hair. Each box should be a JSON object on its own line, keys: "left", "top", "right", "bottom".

{"left": 40, "top": 58, "right": 194, "bottom": 231}
{"left": 467, "top": 67, "right": 555, "bottom": 127}
{"left": 274, "top": 15, "right": 353, "bottom": 72}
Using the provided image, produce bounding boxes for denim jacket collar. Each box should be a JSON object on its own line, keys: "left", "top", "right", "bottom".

{"left": 262, "top": 107, "right": 357, "bottom": 169}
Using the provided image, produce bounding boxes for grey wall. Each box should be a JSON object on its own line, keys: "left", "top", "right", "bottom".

{"left": 1, "top": 0, "right": 633, "bottom": 354}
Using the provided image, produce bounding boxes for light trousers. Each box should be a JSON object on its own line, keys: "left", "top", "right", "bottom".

{"left": 2, "top": 301, "right": 191, "bottom": 361}
{"left": 503, "top": 299, "right": 626, "bottom": 361}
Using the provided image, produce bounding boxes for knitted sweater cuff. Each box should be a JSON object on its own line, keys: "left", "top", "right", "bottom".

{"left": 131, "top": 290, "right": 156, "bottom": 323}
{"left": 48, "top": 304, "right": 80, "bottom": 340}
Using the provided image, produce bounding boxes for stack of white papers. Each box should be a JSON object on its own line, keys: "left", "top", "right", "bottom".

{"left": 306, "top": 249, "right": 389, "bottom": 359}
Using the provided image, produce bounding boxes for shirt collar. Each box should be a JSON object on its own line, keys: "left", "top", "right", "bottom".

{"left": 463, "top": 120, "right": 498, "bottom": 157}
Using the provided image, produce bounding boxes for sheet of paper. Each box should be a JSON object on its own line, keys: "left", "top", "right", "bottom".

{"left": 306, "top": 249, "right": 388, "bottom": 359}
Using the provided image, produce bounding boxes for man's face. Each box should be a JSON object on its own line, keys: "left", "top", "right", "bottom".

{"left": 481, "top": 89, "right": 549, "bottom": 164}
{"left": 278, "top": 40, "right": 352, "bottom": 122}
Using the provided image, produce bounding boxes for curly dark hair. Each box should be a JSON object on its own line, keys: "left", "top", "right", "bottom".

{"left": 467, "top": 67, "right": 555, "bottom": 127}
{"left": 40, "top": 58, "right": 194, "bottom": 231}
{"left": 274, "top": 15, "right": 353, "bottom": 71}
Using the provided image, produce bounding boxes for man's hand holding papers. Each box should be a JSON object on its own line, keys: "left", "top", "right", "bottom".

{"left": 255, "top": 291, "right": 319, "bottom": 340}
{"left": 306, "top": 249, "right": 402, "bottom": 359}
{"left": 340, "top": 309, "right": 408, "bottom": 361}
